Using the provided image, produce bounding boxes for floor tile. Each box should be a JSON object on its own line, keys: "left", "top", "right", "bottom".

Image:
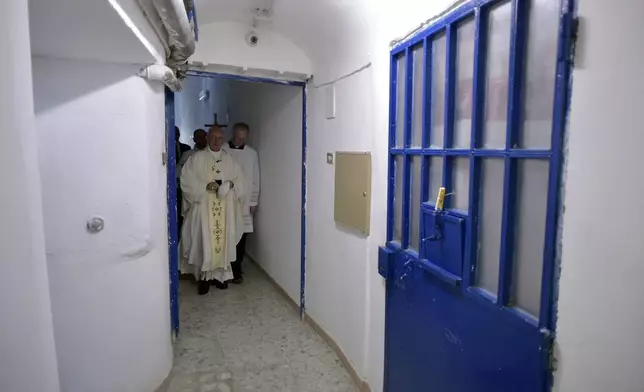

{"left": 166, "top": 261, "right": 358, "bottom": 392}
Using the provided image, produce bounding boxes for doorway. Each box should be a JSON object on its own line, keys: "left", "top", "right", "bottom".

{"left": 165, "top": 72, "right": 307, "bottom": 335}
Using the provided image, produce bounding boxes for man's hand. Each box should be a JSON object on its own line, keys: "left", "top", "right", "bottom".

{"left": 206, "top": 182, "right": 219, "bottom": 193}
{"left": 250, "top": 206, "right": 258, "bottom": 215}
{"left": 218, "top": 181, "right": 232, "bottom": 198}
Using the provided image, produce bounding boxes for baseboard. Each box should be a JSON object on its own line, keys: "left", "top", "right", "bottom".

{"left": 153, "top": 369, "right": 173, "bottom": 392}
{"left": 247, "top": 256, "right": 372, "bottom": 392}
{"left": 304, "top": 312, "right": 373, "bottom": 392}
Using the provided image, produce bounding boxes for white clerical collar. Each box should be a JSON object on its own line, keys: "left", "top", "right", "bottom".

{"left": 209, "top": 148, "right": 223, "bottom": 159}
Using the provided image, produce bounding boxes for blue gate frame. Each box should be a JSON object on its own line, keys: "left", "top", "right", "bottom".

{"left": 383, "top": 0, "right": 576, "bottom": 388}
{"left": 165, "top": 73, "right": 308, "bottom": 334}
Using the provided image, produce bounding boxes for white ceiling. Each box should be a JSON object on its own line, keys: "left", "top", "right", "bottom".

{"left": 29, "top": 0, "right": 160, "bottom": 64}
{"left": 195, "top": 0, "right": 275, "bottom": 25}
{"left": 194, "top": 0, "right": 371, "bottom": 65}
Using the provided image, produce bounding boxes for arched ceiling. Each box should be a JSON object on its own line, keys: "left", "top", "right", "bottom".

{"left": 192, "top": 0, "right": 458, "bottom": 81}
{"left": 195, "top": 0, "right": 273, "bottom": 25}
{"left": 194, "top": 0, "right": 372, "bottom": 73}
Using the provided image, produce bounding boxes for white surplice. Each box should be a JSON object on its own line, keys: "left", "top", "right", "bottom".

{"left": 179, "top": 147, "right": 245, "bottom": 281}
{"left": 224, "top": 142, "right": 259, "bottom": 233}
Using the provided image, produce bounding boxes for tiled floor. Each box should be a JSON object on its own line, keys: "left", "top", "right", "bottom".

{"left": 160, "top": 261, "right": 358, "bottom": 392}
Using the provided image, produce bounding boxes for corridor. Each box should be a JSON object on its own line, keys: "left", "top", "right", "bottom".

{"left": 158, "top": 261, "right": 358, "bottom": 392}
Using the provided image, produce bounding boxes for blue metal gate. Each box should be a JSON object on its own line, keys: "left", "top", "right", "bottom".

{"left": 379, "top": 0, "right": 575, "bottom": 390}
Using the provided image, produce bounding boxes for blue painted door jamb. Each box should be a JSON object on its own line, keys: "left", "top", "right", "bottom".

{"left": 165, "top": 88, "right": 180, "bottom": 336}
{"left": 300, "top": 85, "right": 308, "bottom": 318}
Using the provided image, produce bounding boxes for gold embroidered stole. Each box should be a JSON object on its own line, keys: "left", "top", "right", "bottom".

{"left": 207, "top": 158, "right": 227, "bottom": 271}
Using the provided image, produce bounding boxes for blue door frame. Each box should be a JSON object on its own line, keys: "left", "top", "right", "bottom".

{"left": 165, "top": 73, "right": 308, "bottom": 334}
{"left": 380, "top": 0, "right": 575, "bottom": 390}
{"left": 165, "top": 87, "right": 180, "bottom": 337}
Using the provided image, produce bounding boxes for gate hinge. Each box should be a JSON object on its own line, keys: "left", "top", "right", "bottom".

{"left": 541, "top": 328, "right": 558, "bottom": 373}
{"left": 571, "top": 17, "right": 580, "bottom": 42}
{"left": 548, "top": 341, "right": 558, "bottom": 372}
{"left": 570, "top": 16, "right": 581, "bottom": 66}
{"left": 162, "top": 152, "right": 168, "bottom": 166}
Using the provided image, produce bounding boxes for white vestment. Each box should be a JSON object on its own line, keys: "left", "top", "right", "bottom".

{"left": 180, "top": 148, "right": 245, "bottom": 281}
{"left": 224, "top": 142, "right": 259, "bottom": 233}
{"left": 177, "top": 148, "right": 199, "bottom": 179}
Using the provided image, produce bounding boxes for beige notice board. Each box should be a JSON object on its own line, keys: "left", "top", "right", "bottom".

{"left": 334, "top": 152, "right": 372, "bottom": 235}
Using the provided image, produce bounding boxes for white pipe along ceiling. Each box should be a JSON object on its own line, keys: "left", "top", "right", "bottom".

{"left": 137, "top": 0, "right": 196, "bottom": 90}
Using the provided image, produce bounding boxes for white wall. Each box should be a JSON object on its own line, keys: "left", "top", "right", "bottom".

{"left": 192, "top": 22, "right": 313, "bottom": 76}
{"left": 303, "top": 2, "right": 458, "bottom": 390}
{"left": 230, "top": 82, "right": 304, "bottom": 303}
{"left": 32, "top": 57, "right": 173, "bottom": 392}
{"left": 305, "top": 68, "right": 375, "bottom": 377}
{"left": 0, "top": 2, "right": 60, "bottom": 391}
{"left": 554, "top": 1, "right": 644, "bottom": 391}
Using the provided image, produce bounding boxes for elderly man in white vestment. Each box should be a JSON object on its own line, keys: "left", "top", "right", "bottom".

{"left": 180, "top": 126, "right": 246, "bottom": 295}
{"left": 224, "top": 122, "right": 260, "bottom": 284}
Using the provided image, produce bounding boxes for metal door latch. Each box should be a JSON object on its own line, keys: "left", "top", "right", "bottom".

{"left": 423, "top": 221, "right": 443, "bottom": 242}
{"left": 423, "top": 234, "right": 442, "bottom": 242}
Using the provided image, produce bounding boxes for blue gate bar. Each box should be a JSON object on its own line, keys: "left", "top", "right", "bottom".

{"left": 420, "top": 37, "right": 432, "bottom": 206}
{"left": 422, "top": 37, "right": 432, "bottom": 152}
{"left": 442, "top": 25, "right": 457, "bottom": 204}
{"left": 386, "top": 54, "right": 398, "bottom": 242}
{"left": 497, "top": 0, "right": 528, "bottom": 306}
{"left": 405, "top": 47, "right": 414, "bottom": 149}
{"left": 464, "top": 6, "right": 488, "bottom": 289}
{"left": 402, "top": 48, "right": 414, "bottom": 248}
{"left": 390, "top": 0, "right": 512, "bottom": 56}
{"left": 389, "top": 148, "right": 552, "bottom": 158}
{"left": 540, "top": 0, "right": 576, "bottom": 329}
